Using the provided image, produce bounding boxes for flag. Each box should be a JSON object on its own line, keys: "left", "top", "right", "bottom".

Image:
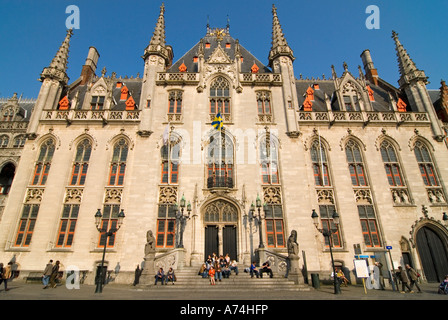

{"left": 212, "top": 112, "right": 223, "bottom": 131}
{"left": 163, "top": 123, "right": 170, "bottom": 145}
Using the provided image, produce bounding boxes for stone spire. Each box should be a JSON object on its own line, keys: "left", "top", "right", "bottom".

{"left": 143, "top": 3, "right": 172, "bottom": 65}
{"left": 392, "top": 31, "right": 428, "bottom": 88}
{"left": 149, "top": 3, "right": 166, "bottom": 47}
{"left": 40, "top": 29, "right": 73, "bottom": 84}
{"left": 268, "top": 4, "right": 294, "bottom": 67}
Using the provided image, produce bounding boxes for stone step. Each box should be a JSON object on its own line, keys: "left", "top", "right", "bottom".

{"left": 143, "top": 267, "right": 311, "bottom": 291}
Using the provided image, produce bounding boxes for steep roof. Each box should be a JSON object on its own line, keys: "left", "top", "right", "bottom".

{"left": 168, "top": 33, "right": 271, "bottom": 74}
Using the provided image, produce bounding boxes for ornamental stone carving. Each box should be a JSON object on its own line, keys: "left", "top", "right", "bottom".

{"left": 65, "top": 188, "right": 83, "bottom": 203}
{"left": 104, "top": 188, "right": 123, "bottom": 203}
{"left": 263, "top": 186, "right": 282, "bottom": 204}
{"left": 159, "top": 186, "right": 178, "bottom": 204}
{"left": 25, "top": 188, "right": 44, "bottom": 203}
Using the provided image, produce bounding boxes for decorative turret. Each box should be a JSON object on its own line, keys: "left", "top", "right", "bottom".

{"left": 268, "top": 4, "right": 295, "bottom": 67}
{"left": 40, "top": 28, "right": 73, "bottom": 85}
{"left": 267, "top": 4, "right": 299, "bottom": 137}
{"left": 392, "top": 31, "right": 428, "bottom": 89}
{"left": 142, "top": 3, "right": 173, "bottom": 67}
{"left": 392, "top": 31, "right": 444, "bottom": 141}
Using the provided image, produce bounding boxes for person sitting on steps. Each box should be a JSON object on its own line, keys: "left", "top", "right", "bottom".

{"left": 260, "top": 260, "right": 273, "bottom": 278}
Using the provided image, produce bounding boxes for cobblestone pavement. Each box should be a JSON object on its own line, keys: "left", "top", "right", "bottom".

{"left": 0, "top": 280, "right": 447, "bottom": 301}
{"left": 1, "top": 279, "right": 446, "bottom": 319}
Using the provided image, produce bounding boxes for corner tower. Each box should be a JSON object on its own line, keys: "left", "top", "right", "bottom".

{"left": 27, "top": 29, "right": 73, "bottom": 138}
{"left": 139, "top": 3, "right": 173, "bottom": 136}
{"left": 268, "top": 5, "right": 299, "bottom": 136}
{"left": 392, "top": 31, "right": 444, "bottom": 141}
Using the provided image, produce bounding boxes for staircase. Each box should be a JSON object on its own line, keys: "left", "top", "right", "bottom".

{"left": 141, "top": 266, "right": 311, "bottom": 292}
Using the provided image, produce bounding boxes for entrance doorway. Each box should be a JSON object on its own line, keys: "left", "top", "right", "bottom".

{"left": 203, "top": 199, "right": 239, "bottom": 261}
{"left": 416, "top": 226, "right": 448, "bottom": 282}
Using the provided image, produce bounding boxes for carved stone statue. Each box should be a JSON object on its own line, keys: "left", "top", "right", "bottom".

{"left": 287, "top": 230, "right": 299, "bottom": 257}
{"left": 145, "top": 230, "right": 156, "bottom": 256}
{"left": 287, "top": 230, "right": 300, "bottom": 284}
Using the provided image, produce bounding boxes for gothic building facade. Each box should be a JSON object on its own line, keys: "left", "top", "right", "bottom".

{"left": 0, "top": 4, "right": 447, "bottom": 285}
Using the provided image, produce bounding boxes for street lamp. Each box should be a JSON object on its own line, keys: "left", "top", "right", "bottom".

{"left": 250, "top": 194, "right": 267, "bottom": 249}
{"left": 311, "top": 208, "right": 341, "bottom": 294}
{"left": 94, "top": 208, "right": 125, "bottom": 293}
{"left": 175, "top": 194, "right": 191, "bottom": 248}
{"left": 443, "top": 212, "right": 448, "bottom": 227}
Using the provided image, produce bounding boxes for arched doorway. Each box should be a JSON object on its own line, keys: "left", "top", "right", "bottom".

{"left": 0, "top": 162, "right": 15, "bottom": 194}
{"left": 416, "top": 225, "right": 448, "bottom": 282}
{"left": 203, "top": 199, "right": 239, "bottom": 261}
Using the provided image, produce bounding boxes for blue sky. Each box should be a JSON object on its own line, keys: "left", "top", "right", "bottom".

{"left": 0, "top": 0, "right": 447, "bottom": 98}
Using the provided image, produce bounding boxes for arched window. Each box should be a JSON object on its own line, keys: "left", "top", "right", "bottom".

{"left": 380, "top": 140, "right": 404, "bottom": 187}
{"left": 31, "top": 139, "right": 55, "bottom": 185}
{"left": 414, "top": 141, "right": 439, "bottom": 186}
{"left": 345, "top": 140, "right": 367, "bottom": 186}
{"left": 0, "top": 163, "right": 15, "bottom": 195}
{"left": 2, "top": 107, "right": 15, "bottom": 121}
{"left": 257, "top": 91, "right": 271, "bottom": 115}
{"left": 13, "top": 135, "right": 26, "bottom": 148}
{"left": 69, "top": 139, "right": 92, "bottom": 186}
{"left": 209, "top": 76, "right": 230, "bottom": 115}
{"left": 310, "top": 140, "right": 330, "bottom": 186}
{"left": 207, "top": 131, "right": 234, "bottom": 188}
{"left": 161, "top": 135, "right": 181, "bottom": 184}
{"left": 0, "top": 135, "right": 9, "bottom": 148}
{"left": 260, "top": 134, "right": 279, "bottom": 184}
{"left": 168, "top": 90, "right": 183, "bottom": 114}
{"left": 108, "top": 139, "right": 129, "bottom": 186}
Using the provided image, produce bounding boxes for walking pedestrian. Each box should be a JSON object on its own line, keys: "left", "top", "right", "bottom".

{"left": 397, "top": 266, "right": 413, "bottom": 293}
{"left": 49, "top": 260, "right": 60, "bottom": 288}
{"left": 0, "top": 262, "right": 11, "bottom": 291}
{"left": 405, "top": 264, "right": 422, "bottom": 293}
{"left": 42, "top": 260, "right": 53, "bottom": 289}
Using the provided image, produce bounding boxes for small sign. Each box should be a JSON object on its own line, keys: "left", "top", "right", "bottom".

{"left": 386, "top": 246, "right": 392, "bottom": 250}
{"left": 354, "top": 259, "right": 369, "bottom": 278}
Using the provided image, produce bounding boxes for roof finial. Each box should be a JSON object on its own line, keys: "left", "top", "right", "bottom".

{"left": 268, "top": 4, "right": 294, "bottom": 66}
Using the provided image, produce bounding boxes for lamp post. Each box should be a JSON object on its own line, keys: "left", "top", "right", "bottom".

{"left": 250, "top": 194, "right": 267, "bottom": 249}
{"left": 175, "top": 194, "right": 191, "bottom": 248}
{"left": 94, "top": 208, "right": 125, "bottom": 293}
{"left": 311, "top": 208, "right": 341, "bottom": 294}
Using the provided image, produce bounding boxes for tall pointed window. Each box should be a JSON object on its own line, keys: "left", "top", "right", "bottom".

{"left": 15, "top": 204, "right": 40, "bottom": 247}
{"left": 168, "top": 91, "right": 183, "bottom": 114}
{"left": 108, "top": 139, "right": 128, "bottom": 186}
{"left": 207, "top": 131, "right": 234, "bottom": 189}
{"left": 156, "top": 204, "right": 176, "bottom": 248}
{"left": 209, "top": 76, "right": 231, "bottom": 115}
{"left": 260, "top": 133, "right": 279, "bottom": 184}
{"left": 97, "top": 204, "right": 121, "bottom": 248}
{"left": 311, "top": 140, "right": 330, "bottom": 186}
{"left": 70, "top": 139, "right": 92, "bottom": 186}
{"left": 380, "top": 141, "right": 404, "bottom": 186}
{"left": 56, "top": 204, "right": 79, "bottom": 247}
{"left": 345, "top": 140, "right": 367, "bottom": 186}
{"left": 31, "top": 139, "right": 55, "bottom": 186}
{"left": 414, "top": 141, "right": 439, "bottom": 186}
{"left": 319, "top": 205, "right": 342, "bottom": 247}
{"left": 161, "top": 135, "right": 181, "bottom": 184}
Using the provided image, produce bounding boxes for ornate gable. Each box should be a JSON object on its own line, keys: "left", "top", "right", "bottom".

{"left": 207, "top": 45, "right": 232, "bottom": 64}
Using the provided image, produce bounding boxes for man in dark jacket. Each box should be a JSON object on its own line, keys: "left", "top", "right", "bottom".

{"left": 406, "top": 264, "right": 422, "bottom": 293}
